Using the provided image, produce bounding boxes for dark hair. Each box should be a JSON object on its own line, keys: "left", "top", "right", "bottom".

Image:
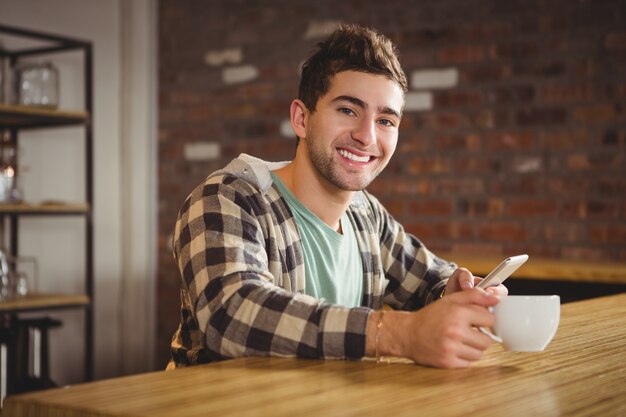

{"left": 298, "top": 24, "right": 408, "bottom": 113}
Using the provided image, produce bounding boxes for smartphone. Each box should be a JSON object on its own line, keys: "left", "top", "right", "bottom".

{"left": 476, "top": 254, "right": 529, "bottom": 289}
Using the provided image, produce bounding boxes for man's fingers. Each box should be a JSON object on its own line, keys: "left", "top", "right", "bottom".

{"left": 462, "top": 303, "right": 496, "bottom": 328}
{"left": 450, "top": 287, "right": 500, "bottom": 307}
{"left": 437, "top": 335, "right": 491, "bottom": 367}
{"left": 455, "top": 268, "right": 474, "bottom": 289}
{"left": 463, "top": 326, "right": 495, "bottom": 351}
{"left": 486, "top": 284, "right": 508, "bottom": 297}
{"left": 457, "top": 342, "right": 488, "bottom": 362}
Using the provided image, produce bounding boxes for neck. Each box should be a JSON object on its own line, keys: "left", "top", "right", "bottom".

{"left": 274, "top": 149, "right": 353, "bottom": 232}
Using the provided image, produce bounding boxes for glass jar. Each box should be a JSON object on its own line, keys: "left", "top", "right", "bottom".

{"left": 16, "top": 61, "right": 59, "bottom": 108}
{"left": 0, "top": 253, "right": 37, "bottom": 300}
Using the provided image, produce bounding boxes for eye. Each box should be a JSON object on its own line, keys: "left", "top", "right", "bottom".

{"left": 338, "top": 107, "right": 355, "bottom": 116}
{"left": 378, "top": 118, "right": 396, "bottom": 127}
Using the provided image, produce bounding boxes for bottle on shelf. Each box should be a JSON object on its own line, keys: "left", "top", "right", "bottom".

{"left": 0, "top": 129, "right": 21, "bottom": 203}
{"left": 0, "top": 40, "right": 10, "bottom": 104}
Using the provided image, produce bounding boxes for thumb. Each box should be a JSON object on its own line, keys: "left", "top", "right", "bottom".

{"left": 457, "top": 268, "right": 474, "bottom": 290}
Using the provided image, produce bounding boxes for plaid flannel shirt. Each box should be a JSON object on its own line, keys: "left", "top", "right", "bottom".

{"left": 169, "top": 154, "right": 456, "bottom": 367}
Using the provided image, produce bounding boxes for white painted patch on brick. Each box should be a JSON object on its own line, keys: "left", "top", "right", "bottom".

{"left": 514, "top": 156, "right": 542, "bottom": 173}
{"left": 204, "top": 48, "right": 243, "bottom": 67}
{"left": 280, "top": 119, "right": 295, "bottom": 138}
{"left": 404, "top": 92, "right": 433, "bottom": 111}
{"left": 411, "top": 68, "right": 459, "bottom": 90}
{"left": 222, "top": 65, "right": 259, "bottom": 84}
{"left": 304, "top": 20, "right": 341, "bottom": 39}
{"left": 184, "top": 142, "right": 221, "bottom": 161}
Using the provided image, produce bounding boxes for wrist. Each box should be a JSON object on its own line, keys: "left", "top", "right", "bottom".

{"left": 365, "top": 310, "right": 383, "bottom": 357}
{"left": 365, "top": 310, "right": 408, "bottom": 361}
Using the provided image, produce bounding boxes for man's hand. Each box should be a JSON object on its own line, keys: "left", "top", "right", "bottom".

{"left": 367, "top": 289, "right": 500, "bottom": 368}
{"left": 445, "top": 267, "right": 509, "bottom": 297}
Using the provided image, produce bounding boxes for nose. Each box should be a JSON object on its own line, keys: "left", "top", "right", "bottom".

{"left": 351, "top": 117, "right": 377, "bottom": 147}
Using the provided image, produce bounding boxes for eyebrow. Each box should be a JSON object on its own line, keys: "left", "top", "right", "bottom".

{"left": 331, "top": 95, "right": 402, "bottom": 119}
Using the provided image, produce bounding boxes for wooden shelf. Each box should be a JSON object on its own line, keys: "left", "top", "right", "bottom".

{"left": 0, "top": 293, "right": 89, "bottom": 313}
{"left": 0, "top": 103, "right": 89, "bottom": 128}
{"left": 0, "top": 201, "right": 90, "bottom": 215}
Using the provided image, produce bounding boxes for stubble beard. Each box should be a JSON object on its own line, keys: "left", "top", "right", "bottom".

{"left": 305, "top": 134, "right": 385, "bottom": 192}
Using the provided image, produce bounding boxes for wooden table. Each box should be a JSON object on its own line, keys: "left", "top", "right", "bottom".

{"left": 3, "top": 293, "right": 625, "bottom": 417}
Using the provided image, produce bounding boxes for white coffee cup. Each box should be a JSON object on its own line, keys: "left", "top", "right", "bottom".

{"left": 480, "top": 295, "right": 560, "bottom": 352}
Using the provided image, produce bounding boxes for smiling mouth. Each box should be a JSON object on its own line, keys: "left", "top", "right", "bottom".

{"left": 338, "top": 148, "right": 373, "bottom": 163}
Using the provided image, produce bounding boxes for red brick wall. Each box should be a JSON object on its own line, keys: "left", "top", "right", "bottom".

{"left": 157, "top": 0, "right": 626, "bottom": 366}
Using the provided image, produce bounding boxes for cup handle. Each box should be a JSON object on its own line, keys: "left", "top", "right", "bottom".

{"left": 478, "top": 326, "right": 502, "bottom": 343}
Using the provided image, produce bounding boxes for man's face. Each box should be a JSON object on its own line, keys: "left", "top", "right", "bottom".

{"left": 302, "top": 70, "right": 404, "bottom": 192}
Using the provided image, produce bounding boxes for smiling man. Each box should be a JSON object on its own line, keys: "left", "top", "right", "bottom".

{"left": 169, "top": 24, "right": 506, "bottom": 370}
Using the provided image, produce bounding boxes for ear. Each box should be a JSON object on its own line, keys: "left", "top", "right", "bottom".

{"left": 290, "top": 99, "right": 308, "bottom": 140}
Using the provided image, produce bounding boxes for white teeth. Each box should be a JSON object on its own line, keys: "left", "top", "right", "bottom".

{"left": 338, "top": 149, "right": 370, "bottom": 163}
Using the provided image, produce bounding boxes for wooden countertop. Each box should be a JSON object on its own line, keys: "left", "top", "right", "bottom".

{"left": 439, "top": 252, "right": 626, "bottom": 284}
{"left": 3, "top": 293, "right": 625, "bottom": 417}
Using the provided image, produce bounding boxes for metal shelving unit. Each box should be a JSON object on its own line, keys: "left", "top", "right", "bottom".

{"left": 0, "top": 23, "right": 93, "bottom": 401}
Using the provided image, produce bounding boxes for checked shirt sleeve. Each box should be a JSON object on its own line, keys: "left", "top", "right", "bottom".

{"left": 363, "top": 192, "right": 457, "bottom": 310}
{"left": 170, "top": 175, "right": 369, "bottom": 366}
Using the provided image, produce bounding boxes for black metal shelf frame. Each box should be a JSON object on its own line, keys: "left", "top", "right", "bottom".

{"left": 0, "top": 23, "right": 94, "bottom": 388}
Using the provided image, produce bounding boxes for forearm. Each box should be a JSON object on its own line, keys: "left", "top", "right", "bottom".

{"left": 201, "top": 277, "right": 370, "bottom": 360}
